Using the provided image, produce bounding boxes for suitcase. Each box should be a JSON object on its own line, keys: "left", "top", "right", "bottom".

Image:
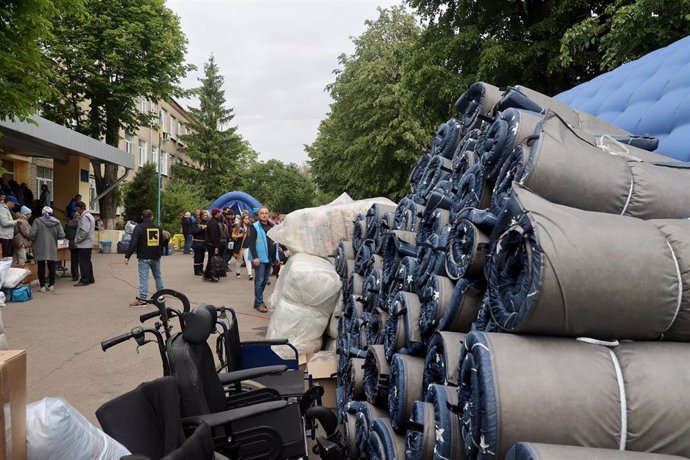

{"left": 117, "top": 240, "right": 130, "bottom": 254}
{"left": 210, "top": 255, "right": 226, "bottom": 278}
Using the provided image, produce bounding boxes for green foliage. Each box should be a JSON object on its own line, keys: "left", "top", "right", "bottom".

{"left": 161, "top": 180, "right": 200, "bottom": 234}
{"left": 41, "top": 0, "right": 192, "bottom": 226}
{"left": 243, "top": 160, "right": 316, "bottom": 214}
{"left": 306, "top": 6, "right": 428, "bottom": 201}
{"left": 175, "top": 56, "right": 254, "bottom": 202}
{"left": 0, "top": 0, "right": 77, "bottom": 122}
{"left": 561, "top": 0, "right": 690, "bottom": 72}
{"left": 123, "top": 164, "right": 157, "bottom": 223}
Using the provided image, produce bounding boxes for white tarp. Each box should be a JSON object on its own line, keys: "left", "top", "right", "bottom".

{"left": 267, "top": 253, "right": 342, "bottom": 356}
{"left": 268, "top": 196, "right": 396, "bottom": 258}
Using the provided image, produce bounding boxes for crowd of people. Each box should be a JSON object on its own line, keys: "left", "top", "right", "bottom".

{"left": 180, "top": 206, "right": 286, "bottom": 313}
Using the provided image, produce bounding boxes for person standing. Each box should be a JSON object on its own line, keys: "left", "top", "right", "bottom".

{"left": 63, "top": 215, "right": 80, "bottom": 281}
{"left": 181, "top": 212, "right": 194, "bottom": 255}
{"left": 0, "top": 195, "right": 18, "bottom": 258}
{"left": 191, "top": 210, "right": 209, "bottom": 276}
{"left": 222, "top": 207, "right": 235, "bottom": 268}
{"left": 124, "top": 209, "right": 165, "bottom": 307}
{"left": 247, "top": 207, "right": 279, "bottom": 313}
{"left": 73, "top": 201, "right": 95, "bottom": 286}
{"left": 31, "top": 206, "right": 65, "bottom": 292}
{"left": 67, "top": 194, "right": 82, "bottom": 219}
{"left": 12, "top": 206, "right": 33, "bottom": 265}
{"left": 231, "top": 213, "right": 253, "bottom": 280}
{"left": 203, "top": 208, "right": 227, "bottom": 282}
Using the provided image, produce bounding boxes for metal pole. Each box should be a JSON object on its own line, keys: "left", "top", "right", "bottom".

{"left": 157, "top": 134, "right": 162, "bottom": 226}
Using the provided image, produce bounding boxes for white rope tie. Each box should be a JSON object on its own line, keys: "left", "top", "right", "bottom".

{"left": 663, "top": 240, "right": 684, "bottom": 335}
{"left": 607, "top": 348, "right": 628, "bottom": 450}
{"left": 620, "top": 177, "right": 634, "bottom": 215}
{"left": 577, "top": 337, "right": 620, "bottom": 347}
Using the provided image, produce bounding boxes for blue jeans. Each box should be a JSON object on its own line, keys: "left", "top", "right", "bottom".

{"left": 253, "top": 262, "right": 272, "bottom": 307}
{"left": 183, "top": 235, "right": 192, "bottom": 254}
{"left": 138, "top": 259, "right": 164, "bottom": 300}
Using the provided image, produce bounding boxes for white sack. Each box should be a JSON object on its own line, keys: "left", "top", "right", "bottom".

{"left": 27, "top": 398, "right": 130, "bottom": 460}
{"left": 3, "top": 267, "right": 30, "bottom": 289}
{"left": 0, "top": 257, "right": 12, "bottom": 287}
{"left": 267, "top": 253, "right": 341, "bottom": 356}
{"left": 268, "top": 197, "right": 396, "bottom": 258}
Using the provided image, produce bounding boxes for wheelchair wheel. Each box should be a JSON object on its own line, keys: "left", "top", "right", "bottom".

{"left": 240, "top": 380, "right": 265, "bottom": 392}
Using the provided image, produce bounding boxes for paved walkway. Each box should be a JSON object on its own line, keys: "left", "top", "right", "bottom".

{"left": 2, "top": 251, "right": 274, "bottom": 424}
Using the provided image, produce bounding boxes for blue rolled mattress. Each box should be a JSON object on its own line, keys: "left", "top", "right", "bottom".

{"left": 452, "top": 163, "right": 492, "bottom": 213}
{"left": 419, "top": 154, "right": 453, "bottom": 199}
{"left": 362, "top": 266, "right": 383, "bottom": 313}
{"left": 363, "top": 344, "right": 390, "bottom": 407}
{"left": 355, "top": 402, "right": 389, "bottom": 457}
{"left": 437, "top": 278, "right": 484, "bottom": 333}
{"left": 405, "top": 401, "right": 436, "bottom": 460}
{"left": 344, "top": 357, "right": 366, "bottom": 403}
{"left": 419, "top": 274, "right": 456, "bottom": 340}
{"left": 488, "top": 185, "right": 690, "bottom": 341}
{"left": 387, "top": 353, "right": 425, "bottom": 432}
{"left": 343, "top": 401, "right": 365, "bottom": 459}
{"left": 455, "top": 81, "right": 503, "bottom": 134}
{"left": 355, "top": 239, "right": 377, "bottom": 275}
{"left": 335, "top": 240, "right": 355, "bottom": 280}
{"left": 366, "top": 203, "right": 398, "bottom": 247}
{"left": 431, "top": 118, "right": 464, "bottom": 159}
{"left": 422, "top": 331, "right": 465, "bottom": 396}
{"left": 417, "top": 208, "right": 451, "bottom": 247}
{"left": 367, "top": 417, "right": 407, "bottom": 460}
{"left": 384, "top": 291, "right": 424, "bottom": 360}
{"left": 374, "top": 211, "right": 395, "bottom": 255}
{"left": 395, "top": 195, "right": 426, "bottom": 233}
{"left": 445, "top": 208, "right": 495, "bottom": 281}
{"left": 382, "top": 231, "right": 419, "bottom": 286}
{"left": 426, "top": 384, "right": 465, "bottom": 460}
{"left": 353, "top": 213, "right": 368, "bottom": 253}
{"left": 505, "top": 443, "right": 690, "bottom": 460}
{"left": 450, "top": 147, "right": 480, "bottom": 192}
{"left": 410, "top": 153, "right": 432, "bottom": 194}
{"left": 511, "top": 111, "right": 690, "bottom": 219}
{"left": 415, "top": 229, "right": 450, "bottom": 292}
{"left": 472, "top": 292, "right": 500, "bottom": 333}
{"left": 366, "top": 307, "right": 388, "bottom": 346}
{"left": 458, "top": 332, "right": 690, "bottom": 460}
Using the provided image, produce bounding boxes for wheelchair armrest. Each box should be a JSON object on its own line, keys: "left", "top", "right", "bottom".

{"left": 241, "top": 338, "right": 289, "bottom": 346}
{"left": 183, "top": 400, "right": 289, "bottom": 428}
{"left": 218, "top": 365, "right": 288, "bottom": 385}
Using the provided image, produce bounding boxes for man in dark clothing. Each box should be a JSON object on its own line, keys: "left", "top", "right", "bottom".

{"left": 247, "top": 207, "right": 279, "bottom": 313}
{"left": 203, "top": 208, "right": 227, "bottom": 281}
{"left": 222, "top": 207, "right": 235, "bottom": 267}
{"left": 67, "top": 194, "right": 82, "bottom": 219}
{"left": 181, "top": 212, "right": 194, "bottom": 255}
{"left": 191, "top": 210, "right": 209, "bottom": 276}
{"left": 125, "top": 209, "right": 165, "bottom": 307}
{"left": 63, "top": 217, "right": 80, "bottom": 281}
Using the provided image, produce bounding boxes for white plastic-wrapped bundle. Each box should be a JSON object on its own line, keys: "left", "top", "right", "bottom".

{"left": 268, "top": 197, "right": 396, "bottom": 258}
{"left": 0, "top": 307, "right": 7, "bottom": 350}
{"left": 267, "top": 253, "right": 342, "bottom": 355}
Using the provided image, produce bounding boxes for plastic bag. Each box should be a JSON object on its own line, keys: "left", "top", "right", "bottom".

{"left": 27, "top": 397, "right": 130, "bottom": 460}
{"left": 267, "top": 253, "right": 341, "bottom": 356}
{"left": 0, "top": 257, "right": 12, "bottom": 287}
{"left": 3, "top": 267, "right": 30, "bottom": 289}
{"left": 124, "top": 220, "right": 137, "bottom": 235}
{"left": 267, "top": 196, "right": 396, "bottom": 258}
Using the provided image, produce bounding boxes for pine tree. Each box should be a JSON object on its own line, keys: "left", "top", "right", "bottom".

{"left": 174, "top": 56, "right": 253, "bottom": 202}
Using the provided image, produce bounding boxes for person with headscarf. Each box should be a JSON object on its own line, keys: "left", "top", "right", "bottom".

{"left": 12, "top": 206, "right": 33, "bottom": 265}
{"left": 31, "top": 206, "right": 65, "bottom": 292}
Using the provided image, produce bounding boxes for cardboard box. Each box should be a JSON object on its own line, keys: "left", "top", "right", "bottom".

{"left": 305, "top": 351, "right": 337, "bottom": 409}
{"left": 0, "top": 350, "right": 27, "bottom": 460}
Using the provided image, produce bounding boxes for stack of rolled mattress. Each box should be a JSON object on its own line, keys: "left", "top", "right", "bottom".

{"left": 335, "top": 80, "right": 690, "bottom": 459}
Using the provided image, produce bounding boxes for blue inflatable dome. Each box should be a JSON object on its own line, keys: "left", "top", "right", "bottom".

{"left": 556, "top": 35, "right": 690, "bottom": 162}
{"left": 208, "top": 191, "right": 261, "bottom": 215}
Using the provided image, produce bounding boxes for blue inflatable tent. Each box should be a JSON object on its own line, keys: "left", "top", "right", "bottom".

{"left": 556, "top": 35, "right": 690, "bottom": 162}
{"left": 208, "top": 191, "right": 261, "bottom": 215}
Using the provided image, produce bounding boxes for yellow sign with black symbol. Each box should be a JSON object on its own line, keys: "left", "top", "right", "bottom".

{"left": 146, "top": 228, "right": 160, "bottom": 247}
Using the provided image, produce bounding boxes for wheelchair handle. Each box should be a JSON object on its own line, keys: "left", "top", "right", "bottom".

{"left": 149, "top": 289, "right": 191, "bottom": 313}
{"left": 139, "top": 310, "right": 160, "bottom": 323}
{"left": 101, "top": 327, "right": 143, "bottom": 351}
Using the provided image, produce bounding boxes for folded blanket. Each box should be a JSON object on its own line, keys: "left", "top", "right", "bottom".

{"left": 355, "top": 402, "right": 388, "bottom": 457}
{"left": 459, "top": 332, "right": 690, "bottom": 459}
{"left": 517, "top": 111, "right": 690, "bottom": 219}
{"left": 437, "top": 278, "right": 485, "bottom": 333}
{"left": 388, "top": 353, "right": 425, "bottom": 432}
{"left": 505, "top": 442, "right": 690, "bottom": 460}
{"left": 455, "top": 81, "right": 503, "bottom": 134}
{"left": 405, "top": 401, "right": 436, "bottom": 460}
{"left": 422, "top": 331, "right": 465, "bottom": 395}
{"left": 363, "top": 345, "right": 390, "bottom": 407}
{"left": 419, "top": 274, "right": 456, "bottom": 339}
{"left": 446, "top": 210, "right": 493, "bottom": 281}
{"left": 415, "top": 228, "right": 451, "bottom": 292}
{"left": 488, "top": 186, "right": 690, "bottom": 340}
{"left": 426, "top": 384, "right": 464, "bottom": 460}
{"left": 367, "top": 417, "right": 407, "bottom": 460}
{"left": 395, "top": 195, "right": 426, "bottom": 232}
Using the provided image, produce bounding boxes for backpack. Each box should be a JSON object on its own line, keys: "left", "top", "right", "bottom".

{"left": 210, "top": 255, "right": 225, "bottom": 277}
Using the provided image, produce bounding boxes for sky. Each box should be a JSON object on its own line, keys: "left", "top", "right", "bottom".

{"left": 167, "top": 0, "right": 401, "bottom": 166}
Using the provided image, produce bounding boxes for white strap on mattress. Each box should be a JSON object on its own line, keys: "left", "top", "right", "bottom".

{"left": 576, "top": 337, "right": 620, "bottom": 347}
{"left": 662, "top": 240, "right": 684, "bottom": 334}
{"left": 620, "top": 177, "right": 634, "bottom": 215}
{"left": 607, "top": 348, "right": 628, "bottom": 450}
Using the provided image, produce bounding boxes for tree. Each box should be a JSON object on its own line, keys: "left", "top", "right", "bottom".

{"left": 243, "top": 160, "right": 317, "bottom": 213}
{"left": 0, "top": 0, "right": 77, "bottom": 123}
{"left": 123, "top": 163, "right": 157, "bottom": 223}
{"left": 560, "top": 0, "right": 690, "bottom": 72}
{"left": 306, "top": 6, "right": 429, "bottom": 201}
{"left": 173, "top": 55, "right": 255, "bottom": 202}
{"left": 41, "top": 0, "right": 192, "bottom": 228}
{"left": 161, "top": 180, "right": 200, "bottom": 234}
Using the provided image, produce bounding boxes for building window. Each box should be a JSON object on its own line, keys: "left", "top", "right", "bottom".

{"left": 160, "top": 109, "right": 167, "bottom": 132}
{"left": 36, "top": 166, "right": 53, "bottom": 204}
{"left": 138, "top": 140, "right": 147, "bottom": 167}
{"left": 152, "top": 145, "right": 159, "bottom": 171}
{"left": 139, "top": 96, "right": 147, "bottom": 114}
{"left": 170, "top": 115, "right": 176, "bottom": 137}
{"left": 179, "top": 122, "right": 185, "bottom": 136}
{"left": 89, "top": 177, "right": 100, "bottom": 213}
{"left": 124, "top": 133, "right": 133, "bottom": 154}
{"left": 1, "top": 160, "right": 14, "bottom": 184}
{"left": 160, "top": 151, "right": 168, "bottom": 176}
